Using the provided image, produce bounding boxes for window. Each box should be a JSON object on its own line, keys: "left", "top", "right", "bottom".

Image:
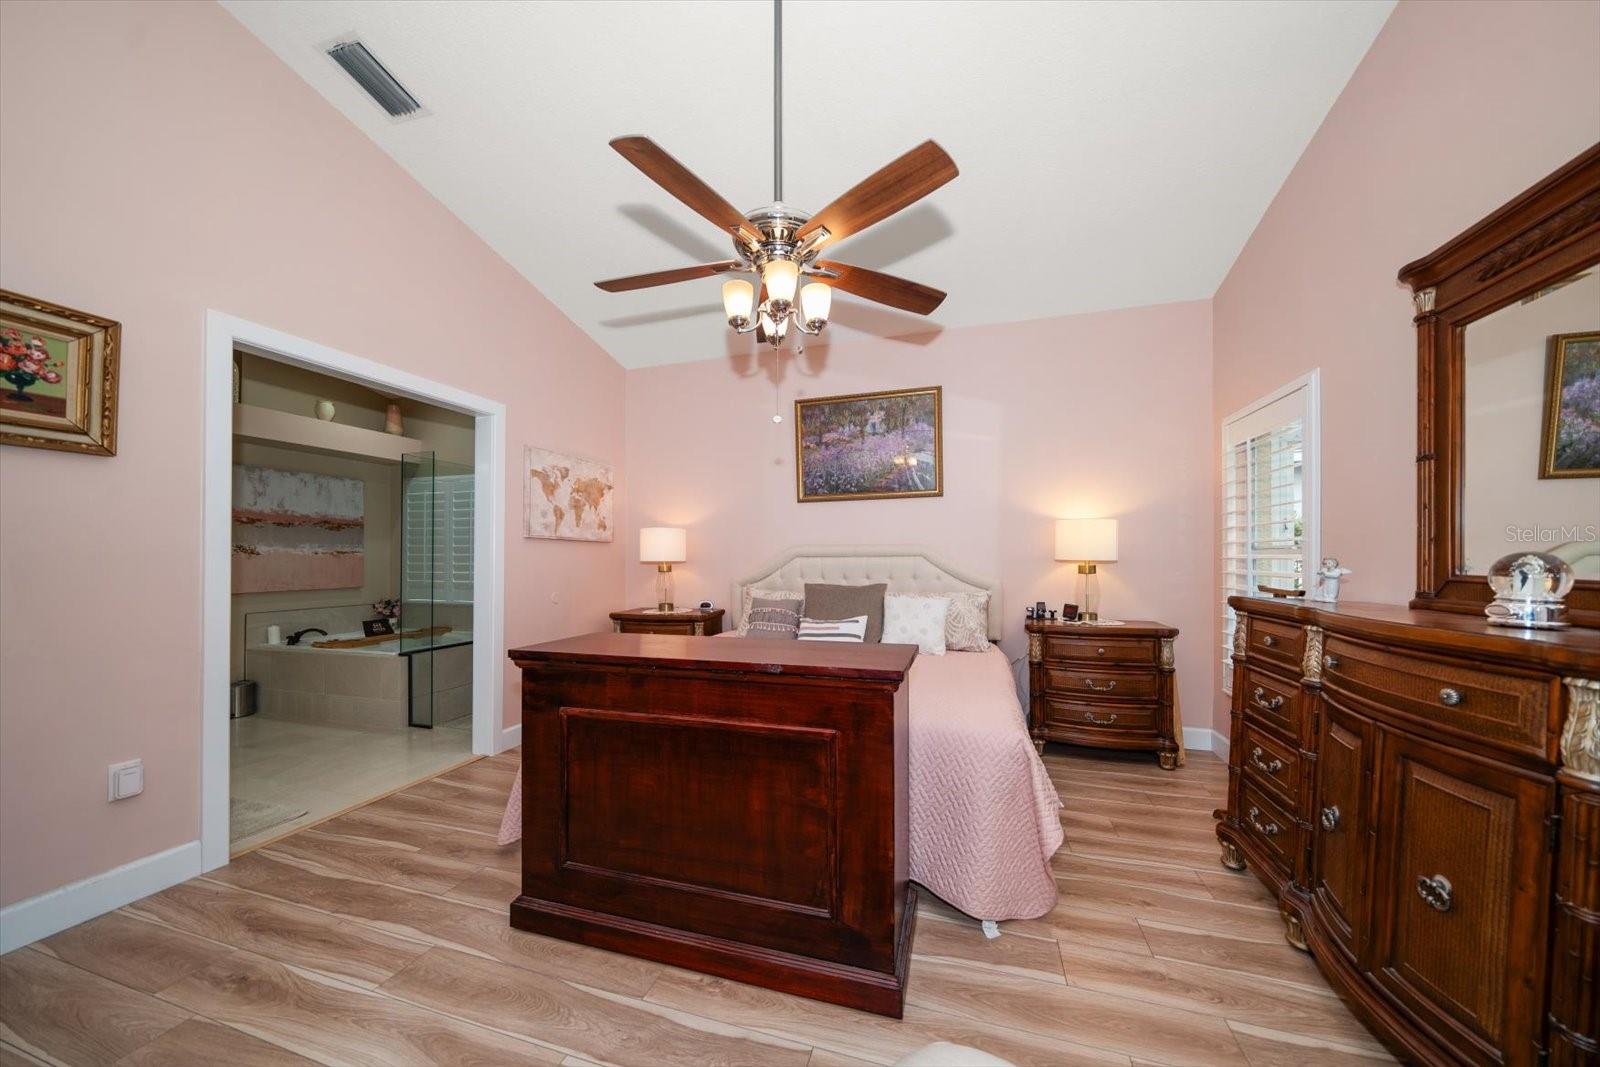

{"left": 1221, "top": 373, "right": 1319, "bottom": 693}
{"left": 403, "top": 472, "right": 474, "bottom": 605}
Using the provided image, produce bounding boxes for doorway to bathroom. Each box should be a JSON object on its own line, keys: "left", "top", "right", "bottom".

{"left": 202, "top": 312, "right": 507, "bottom": 871}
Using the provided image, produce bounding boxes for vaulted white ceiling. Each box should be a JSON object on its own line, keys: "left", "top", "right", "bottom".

{"left": 223, "top": 0, "right": 1393, "bottom": 368}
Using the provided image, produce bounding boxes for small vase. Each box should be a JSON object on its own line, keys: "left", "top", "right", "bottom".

{"left": 314, "top": 399, "right": 335, "bottom": 421}
{"left": 385, "top": 402, "right": 403, "bottom": 435}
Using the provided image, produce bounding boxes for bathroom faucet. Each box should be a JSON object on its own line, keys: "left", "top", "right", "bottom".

{"left": 285, "top": 628, "right": 328, "bottom": 646}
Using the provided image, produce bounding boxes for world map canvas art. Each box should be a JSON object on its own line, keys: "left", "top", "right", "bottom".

{"left": 525, "top": 445, "right": 615, "bottom": 541}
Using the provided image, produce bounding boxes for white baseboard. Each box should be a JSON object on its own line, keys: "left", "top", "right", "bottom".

{"left": 1184, "top": 726, "right": 1230, "bottom": 759}
{"left": 0, "top": 840, "right": 201, "bottom": 953}
{"left": 497, "top": 722, "right": 522, "bottom": 754}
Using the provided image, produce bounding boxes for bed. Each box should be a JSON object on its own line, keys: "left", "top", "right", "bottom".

{"left": 499, "top": 546, "right": 1063, "bottom": 924}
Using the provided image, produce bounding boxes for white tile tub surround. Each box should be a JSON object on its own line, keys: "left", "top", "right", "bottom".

{"left": 248, "top": 643, "right": 409, "bottom": 731}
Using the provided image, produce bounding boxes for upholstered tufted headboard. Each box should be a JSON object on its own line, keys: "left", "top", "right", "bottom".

{"left": 732, "top": 545, "right": 1003, "bottom": 642}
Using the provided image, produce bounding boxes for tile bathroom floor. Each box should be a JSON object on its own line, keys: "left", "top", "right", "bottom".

{"left": 230, "top": 714, "right": 474, "bottom": 854}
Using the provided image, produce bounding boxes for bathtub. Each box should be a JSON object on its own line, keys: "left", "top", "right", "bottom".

{"left": 245, "top": 631, "right": 472, "bottom": 730}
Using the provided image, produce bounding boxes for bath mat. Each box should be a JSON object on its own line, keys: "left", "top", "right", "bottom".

{"left": 231, "top": 796, "right": 308, "bottom": 841}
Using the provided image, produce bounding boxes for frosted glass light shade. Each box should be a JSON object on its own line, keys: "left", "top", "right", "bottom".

{"left": 800, "top": 282, "right": 832, "bottom": 325}
{"left": 639, "top": 526, "right": 686, "bottom": 563}
{"left": 722, "top": 279, "right": 754, "bottom": 323}
{"left": 1055, "top": 518, "right": 1118, "bottom": 562}
{"left": 762, "top": 258, "right": 799, "bottom": 304}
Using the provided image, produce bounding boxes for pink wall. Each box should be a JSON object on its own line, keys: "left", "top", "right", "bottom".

{"left": 1211, "top": 0, "right": 1600, "bottom": 730}
{"left": 624, "top": 302, "right": 1216, "bottom": 735}
{"left": 0, "top": 1, "right": 625, "bottom": 906}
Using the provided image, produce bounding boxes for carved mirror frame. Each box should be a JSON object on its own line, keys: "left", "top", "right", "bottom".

{"left": 1400, "top": 143, "right": 1600, "bottom": 628}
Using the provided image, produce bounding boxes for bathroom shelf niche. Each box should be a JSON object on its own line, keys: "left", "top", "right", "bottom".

{"left": 233, "top": 403, "right": 423, "bottom": 464}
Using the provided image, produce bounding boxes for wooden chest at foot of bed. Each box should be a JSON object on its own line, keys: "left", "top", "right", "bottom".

{"left": 1025, "top": 619, "right": 1180, "bottom": 769}
{"left": 506, "top": 632, "right": 919, "bottom": 1017}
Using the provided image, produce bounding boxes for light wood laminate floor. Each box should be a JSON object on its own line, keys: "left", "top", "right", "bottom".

{"left": 0, "top": 746, "right": 1393, "bottom": 1066}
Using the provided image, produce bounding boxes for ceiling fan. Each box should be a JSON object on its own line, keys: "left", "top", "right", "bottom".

{"left": 594, "top": 0, "right": 957, "bottom": 348}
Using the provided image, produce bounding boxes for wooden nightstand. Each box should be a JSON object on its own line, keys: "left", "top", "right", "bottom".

{"left": 1025, "top": 618, "right": 1179, "bottom": 769}
{"left": 609, "top": 606, "right": 725, "bottom": 636}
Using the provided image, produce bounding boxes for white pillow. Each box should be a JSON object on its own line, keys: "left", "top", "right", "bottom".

{"left": 882, "top": 594, "right": 949, "bottom": 655}
{"left": 944, "top": 590, "right": 991, "bottom": 651}
{"left": 798, "top": 615, "right": 868, "bottom": 642}
{"left": 739, "top": 586, "right": 797, "bottom": 635}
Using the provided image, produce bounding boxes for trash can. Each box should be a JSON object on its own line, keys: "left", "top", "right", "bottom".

{"left": 230, "top": 679, "right": 258, "bottom": 719}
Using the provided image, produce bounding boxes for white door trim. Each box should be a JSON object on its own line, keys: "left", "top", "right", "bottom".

{"left": 202, "top": 311, "right": 507, "bottom": 873}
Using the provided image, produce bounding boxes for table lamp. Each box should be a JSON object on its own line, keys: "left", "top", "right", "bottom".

{"left": 1055, "top": 518, "right": 1118, "bottom": 622}
{"left": 639, "top": 527, "right": 687, "bottom": 612}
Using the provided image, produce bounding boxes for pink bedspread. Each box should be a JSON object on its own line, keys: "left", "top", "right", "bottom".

{"left": 496, "top": 644, "right": 1063, "bottom": 922}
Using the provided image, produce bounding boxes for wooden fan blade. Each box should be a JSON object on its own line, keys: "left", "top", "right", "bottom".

{"left": 594, "top": 261, "right": 743, "bottom": 293}
{"left": 610, "top": 137, "right": 761, "bottom": 244}
{"left": 796, "top": 141, "right": 957, "bottom": 248}
{"left": 814, "top": 261, "right": 946, "bottom": 315}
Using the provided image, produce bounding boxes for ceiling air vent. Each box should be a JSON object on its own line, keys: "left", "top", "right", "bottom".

{"left": 327, "top": 40, "right": 421, "bottom": 118}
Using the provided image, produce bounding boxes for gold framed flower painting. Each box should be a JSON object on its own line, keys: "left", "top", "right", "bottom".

{"left": 1, "top": 289, "right": 121, "bottom": 456}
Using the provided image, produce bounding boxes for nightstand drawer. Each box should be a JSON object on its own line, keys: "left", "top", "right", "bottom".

{"left": 1042, "top": 666, "right": 1159, "bottom": 702}
{"left": 1044, "top": 697, "right": 1158, "bottom": 734}
{"left": 1043, "top": 635, "right": 1158, "bottom": 667}
{"left": 619, "top": 621, "right": 699, "bottom": 635}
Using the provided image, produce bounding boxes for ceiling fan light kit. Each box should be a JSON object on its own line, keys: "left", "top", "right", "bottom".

{"left": 595, "top": 0, "right": 957, "bottom": 349}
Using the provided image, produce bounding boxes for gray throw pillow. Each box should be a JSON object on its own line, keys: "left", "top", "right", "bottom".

{"left": 745, "top": 596, "right": 802, "bottom": 640}
{"left": 803, "top": 582, "right": 888, "bottom": 643}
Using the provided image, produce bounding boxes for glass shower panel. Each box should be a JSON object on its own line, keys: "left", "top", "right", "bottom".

{"left": 401, "top": 451, "right": 436, "bottom": 727}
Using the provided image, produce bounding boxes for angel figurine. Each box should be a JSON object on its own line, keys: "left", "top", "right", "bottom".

{"left": 1311, "top": 558, "right": 1353, "bottom": 603}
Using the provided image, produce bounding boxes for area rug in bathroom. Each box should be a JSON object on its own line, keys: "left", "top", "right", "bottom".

{"left": 231, "top": 796, "right": 308, "bottom": 840}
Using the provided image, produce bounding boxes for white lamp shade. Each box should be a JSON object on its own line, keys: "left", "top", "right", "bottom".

{"left": 639, "top": 526, "right": 686, "bottom": 563}
{"left": 722, "top": 279, "right": 754, "bottom": 322}
{"left": 1055, "top": 518, "right": 1118, "bottom": 562}
{"left": 800, "top": 281, "right": 832, "bottom": 324}
{"left": 762, "top": 258, "right": 799, "bottom": 304}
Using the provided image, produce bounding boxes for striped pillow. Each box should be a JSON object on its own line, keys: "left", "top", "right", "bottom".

{"left": 797, "top": 615, "right": 868, "bottom": 643}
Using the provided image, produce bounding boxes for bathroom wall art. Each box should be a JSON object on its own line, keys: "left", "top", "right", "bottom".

{"left": 232, "top": 465, "right": 365, "bottom": 593}
{"left": 0, "top": 289, "right": 121, "bottom": 456}
{"left": 524, "top": 445, "right": 614, "bottom": 541}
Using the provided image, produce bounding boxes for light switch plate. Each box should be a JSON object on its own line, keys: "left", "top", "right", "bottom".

{"left": 108, "top": 759, "right": 143, "bottom": 801}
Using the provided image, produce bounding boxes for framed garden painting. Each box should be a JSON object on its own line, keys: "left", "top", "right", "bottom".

{"left": 0, "top": 290, "right": 120, "bottom": 456}
{"left": 795, "top": 386, "right": 943, "bottom": 502}
{"left": 1539, "top": 330, "right": 1600, "bottom": 479}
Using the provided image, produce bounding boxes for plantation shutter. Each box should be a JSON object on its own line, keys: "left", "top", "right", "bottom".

{"left": 1222, "top": 386, "right": 1313, "bottom": 693}
{"left": 403, "top": 473, "right": 474, "bottom": 605}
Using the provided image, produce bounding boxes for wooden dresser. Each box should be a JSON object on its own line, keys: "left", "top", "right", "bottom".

{"left": 1026, "top": 619, "right": 1179, "bottom": 769}
{"left": 1218, "top": 596, "right": 1600, "bottom": 1067}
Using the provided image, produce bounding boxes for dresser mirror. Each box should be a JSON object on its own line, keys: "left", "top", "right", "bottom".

{"left": 1462, "top": 268, "right": 1598, "bottom": 575}
{"left": 1401, "top": 143, "right": 1600, "bottom": 627}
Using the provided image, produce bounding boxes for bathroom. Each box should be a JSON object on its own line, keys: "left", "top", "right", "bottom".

{"left": 229, "top": 351, "right": 477, "bottom": 852}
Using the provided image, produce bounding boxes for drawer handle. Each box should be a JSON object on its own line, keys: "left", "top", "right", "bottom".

{"left": 1320, "top": 805, "right": 1340, "bottom": 831}
{"left": 1246, "top": 806, "right": 1281, "bottom": 837}
{"left": 1438, "top": 687, "right": 1463, "bottom": 707}
{"left": 1095, "top": 647, "right": 1107, "bottom": 656}
{"left": 1261, "top": 635, "right": 1277, "bottom": 648}
{"left": 1083, "top": 711, "right": 1118, "bottom": 725}
{"left": 1083, "top": 678, "right": 1117, "bottom": 692}
{"left": 1249, "top": 747, "right": 1283, "bottom": 775}
{"left": 1416, "top": 874, "right": 1453, "bottom": 913}
{"left": 1251, "top": 687, "right": 1285, "bottom": 711}
{"left": 1323, "top": 654, "right": 1339, "bottom": 670}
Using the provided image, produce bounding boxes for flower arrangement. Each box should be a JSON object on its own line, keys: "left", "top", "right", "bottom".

{"left": 0, "top": 327, "right": 63, "bottom": 402}
{"left": 372, "top": 598, "right": 400, "bottom": 620}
